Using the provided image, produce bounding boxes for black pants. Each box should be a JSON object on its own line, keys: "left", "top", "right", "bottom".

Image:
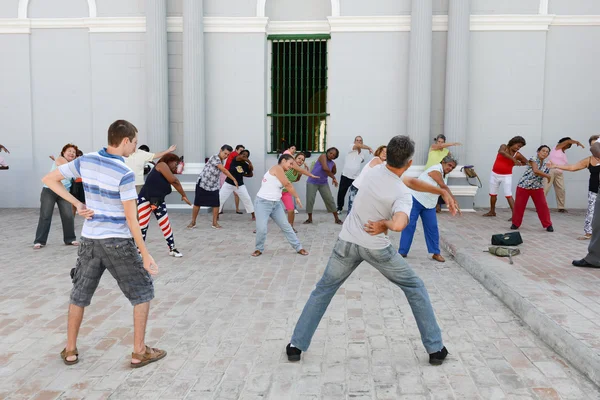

{"left": 337, "top": 175, "right": 355, "bottom": 211}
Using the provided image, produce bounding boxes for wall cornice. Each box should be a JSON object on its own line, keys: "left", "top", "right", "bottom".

{"left": 1, "top": 15, "right": 600, "bottom": 34}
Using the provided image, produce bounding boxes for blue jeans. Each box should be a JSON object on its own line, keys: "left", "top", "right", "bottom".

{"left": 291, "top": 238, "right": 443, "bottom": 354}
{"left": 255, "top": 197, "right": 303, "bottom": 252}
{"left": 347, "top": 185, "right": 358, "bottom": 214}
{"left": 34, "top": 187, "right": 77, "bottom": 245}
{"left": 399, "top": 197, "right": 440, "bottom": 255}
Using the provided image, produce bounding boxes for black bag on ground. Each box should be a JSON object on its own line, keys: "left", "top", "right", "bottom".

{"left": 491, "top": 232, "right": 523, "bottom": 246}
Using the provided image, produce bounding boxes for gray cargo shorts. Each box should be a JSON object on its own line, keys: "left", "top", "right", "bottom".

{"left": 70, "top": 237, "right": 154, "bottom": 307}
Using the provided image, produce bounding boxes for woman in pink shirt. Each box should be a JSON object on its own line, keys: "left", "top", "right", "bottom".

{"left": 544, "top": 137, "right": 584, "bottom": 213}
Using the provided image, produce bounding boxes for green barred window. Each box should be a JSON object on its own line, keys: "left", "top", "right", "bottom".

{"left": 268, "top": 34, "right": 330, "bottom": 154}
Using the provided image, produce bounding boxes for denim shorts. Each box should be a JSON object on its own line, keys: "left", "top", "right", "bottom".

{"left": 70, "top": 237, "right": 154, "bottom": 307}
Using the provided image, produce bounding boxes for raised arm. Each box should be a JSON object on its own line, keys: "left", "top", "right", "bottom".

{"left": 155, "top": 162, "right": 191, "bottom": 205}
{"left": 556, "top": 139, "right": 584, "bottom": 151}
{"left": 529, "top": 160, "right": 551, "bottom": 180}
{"left": 153, "top": 144, "right": 177, "bottom": 160}
{"left": 552, "top": 157, "right": 590, "bottom": 172}
{"left": 430, "top": 142, "right": 461, "bottom": 151}
{"left": 402, "top": 176, "right": 458, "bottom": 215}
{"left": 292, "top": 162, "right": 317, "bottom": 179}
{"left": 498, "top": 144, "right": 522, "bottom": 165}
{"left": 352, "top": 143, "right": 373, "bottom": 154}
{"left": 0, "top": 145, "right": 9, "bottom": 153}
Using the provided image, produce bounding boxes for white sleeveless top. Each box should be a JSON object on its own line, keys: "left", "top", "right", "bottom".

{"left": 352, "top": 157, "right": 383, "bottom": 190}
{"left": 257, "top": 169, "right": 284, "bottom": 201}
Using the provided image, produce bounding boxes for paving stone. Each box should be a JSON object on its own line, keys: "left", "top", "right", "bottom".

{"left": 0, "top": 209, "right": 598, "bottom": 398}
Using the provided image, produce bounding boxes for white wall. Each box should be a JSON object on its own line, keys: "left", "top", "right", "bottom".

{"left": 266, "top": 0, "right": 331, "bottom": 21}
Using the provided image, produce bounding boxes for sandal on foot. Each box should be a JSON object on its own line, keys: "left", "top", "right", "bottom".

{"left": 297, "top": 249, "right": 309, "bottom": 256}
{"left": 236, "top": 211, "right": 243, "bottom": 214}
{"left": 130, "top": 345, "right": 167, "bottom": 369}
{"left": 577, "top": 235, "right": 592, "bottom": 240}
{"left": 60, "top": 348, "right": 79, "bottom": 365}
{"left": 335, "top": 220, "right": 343, "bottom": 225}
{"left": 186, "top": 223, "right": 196, "bottom": 229}
{"left": 303, "top": 220, "right": 312, "bottom": 225}
{"left": 33, "top": 243, "right": 44, "bottom": 250}
{"left": 251, "top": 250, "right": 262, "bottom": 257}
{"left": 68, "top": 241, "right": 79, "bottom": 246}
{"left": 482, "top": 212, "right": 496, "bottom": 217}
{"left": 211, "top": 224, "right": 222, "bottom": 229}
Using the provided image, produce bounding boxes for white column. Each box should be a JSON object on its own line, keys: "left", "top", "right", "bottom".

{"left": 182, "top": 0, "right": 205, "bottom": 163}
{"left": 145, "top": 0, "right": 169, "bottom": 151}
{"left": 407, "top": 0, "right": 433, "bottom": 164}
{"left": 443, "top": 0, "right": 470, "bottom": 162}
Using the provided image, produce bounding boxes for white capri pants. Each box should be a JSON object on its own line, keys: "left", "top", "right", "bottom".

{"left": 489, "top": 172, "right": 513, "bottom": 197}
{"left": 219, "top": 182, "right": 255, "bottom": 213}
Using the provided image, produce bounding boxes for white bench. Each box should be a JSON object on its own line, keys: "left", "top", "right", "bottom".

{"left": 165, "top": 163, "right": 479, "bottom": 211}
{"left": 405, "top": 165, "right": 479, "bottom": 212}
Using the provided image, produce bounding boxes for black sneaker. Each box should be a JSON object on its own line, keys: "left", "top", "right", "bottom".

{"left": 286, "top": 343, "right": 301, "bottom": 362}
{"left": 429, "top": 346, "right": 448, "bottom": 365}
{"left": 510, "top": 224, "right": 518, "bottom": 230}
{"left": 546, "top": 225, "right": 554, "bottom": 232}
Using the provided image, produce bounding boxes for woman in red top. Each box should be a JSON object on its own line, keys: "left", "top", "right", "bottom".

{"left": 483, "top": 136, "right": 528, "bottom": 218}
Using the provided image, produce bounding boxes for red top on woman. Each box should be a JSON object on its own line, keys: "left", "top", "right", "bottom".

{"left": 492, "top": 152, "right": 518, "bottom": 175}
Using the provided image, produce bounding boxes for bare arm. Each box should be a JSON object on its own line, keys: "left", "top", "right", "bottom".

{"left": 123, "top": 199, "right": 158, "bottom": 275}
{"left": 318, "top": 154, "right": 336, "bottom": 179}
{"left": 369, "top": 158, "right": 384, "bottom": 168}
{"left": 153, "top": 144, "right": 177, "bottom": 160}
{"left": 42, "top": 169, "right": 94, "bottom": 219}
{"left": 292, "top": 162, "right": 317, "bottom": 179}
{"left": 245, "top": 161, "right": 254, "bottom": 178}
{"left": 274, "top": 167, "right": 303, "bottom": 208}
{"left": 430, "top": 142, "right": 461, "bottom": 151}
{"left": 217, "top": 163, "right": 238, "bottom": 188}
{"left": 55, "top": 156, "right": 68, "bottom": 166}
{"left": 530, "top": 160, "right": 551, "bottom": 180}
{"left": 352, "top": 143, "right": 373, "bottom": 153}
{"left": 498, "top": 144, "right": 523, "bottom": 165}
{"left": 402, "top": 175, "right": 458, "bottom": 215}
{"left": 552, "top": 157, "right": 590, "bottom": 172}
{"left": 515, "top": 152, "right": 528, "bottom": 165}
{"left": 556, "top": 139, "right": 584, "bottom": 151}
{"left": 428, "top": 170, "right": 455, "bottom": 199}
{"left": 155, "top": 162, "right": 191, "bottom": 205}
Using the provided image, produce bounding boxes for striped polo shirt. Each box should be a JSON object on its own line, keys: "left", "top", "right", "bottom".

{"left": 59, "top": 148, "right": 138, "bottom": 239}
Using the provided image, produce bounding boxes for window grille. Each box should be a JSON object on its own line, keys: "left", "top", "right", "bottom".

{"left": 267, "top": 34, "right": 330, "bottom": 154}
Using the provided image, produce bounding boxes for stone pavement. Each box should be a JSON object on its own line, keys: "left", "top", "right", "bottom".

{"left": 437, "top": 207, "right": 600, "bottom": 389}
{"left": 0, "top": 208, "right": 599, "bottom": 399}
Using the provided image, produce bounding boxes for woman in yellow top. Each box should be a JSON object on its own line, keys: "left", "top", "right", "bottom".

{"left": 425, "top": 134, "right": 461, "bottom": 169}
{"left": 425, "top": 134, "right": 461, "bottom": 212}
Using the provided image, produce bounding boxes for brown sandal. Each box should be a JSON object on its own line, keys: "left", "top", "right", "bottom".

{"left": 131, "top": 345, "right": 167, "bottom": 369}
{"left": 251, "top": 250, "right": 262, "bottom": 257}
{"left": 297, "top": 249, "right": 309, "bottom": 256}
{"left": 60, "top": 348, "right": 79, "bottom": 365}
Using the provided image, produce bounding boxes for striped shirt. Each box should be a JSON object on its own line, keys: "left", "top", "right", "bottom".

{"left": 59, "top": 148, "right": 138, "bottom": 239}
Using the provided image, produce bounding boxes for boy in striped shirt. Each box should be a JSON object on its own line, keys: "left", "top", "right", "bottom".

{"left": 42, "top": 120, "right": 166, "bottom": 369}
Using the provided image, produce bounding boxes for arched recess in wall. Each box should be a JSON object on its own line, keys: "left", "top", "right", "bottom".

{"left": 18, "top": 0, "right": 97, "bottom": 18}
{"left": 257, "top": 0, "right": 339, "bottom": 17}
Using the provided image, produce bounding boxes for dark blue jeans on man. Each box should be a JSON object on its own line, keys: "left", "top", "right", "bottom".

{"left": 34, "top": 187, "right": 76, "bottom": 245}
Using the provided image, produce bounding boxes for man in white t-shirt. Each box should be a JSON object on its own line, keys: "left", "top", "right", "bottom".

{"left": 337, "top": 136, "right": 373, "bottom": 213}
{"left": 125, "top": 144, "right": 177, "bottom": 193}
{"left": 287, "top": 135, "right": 458, "bottom": 366}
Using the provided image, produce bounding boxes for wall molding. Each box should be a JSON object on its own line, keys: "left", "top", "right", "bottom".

{"left": 2, "top": 15, "right": 600, "bottom": 34}
{"left": 328, "top": 16, "right": 410, "bottom": 32}
{"left": 267, "top": 20, "right": 331, "bottom": 35}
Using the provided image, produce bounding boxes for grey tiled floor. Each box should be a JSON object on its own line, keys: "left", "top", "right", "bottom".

{"left": 0, "top": 208, "right": 598, "bottom": 399}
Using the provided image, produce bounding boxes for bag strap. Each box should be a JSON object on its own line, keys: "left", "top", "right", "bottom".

{"left": 466, "top": 175, "right": 482, "bottom": 188}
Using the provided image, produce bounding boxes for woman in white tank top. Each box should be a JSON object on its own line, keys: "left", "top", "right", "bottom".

{"left": 253, "top": 154, "right": 309, "bottom": 257}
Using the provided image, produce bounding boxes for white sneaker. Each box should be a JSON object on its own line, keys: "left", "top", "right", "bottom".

{"left": 169, "top": 249, "right": 183, "bottom": 258}
{"left": 294, "top": 209, "right": 298, "bottom": 214}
